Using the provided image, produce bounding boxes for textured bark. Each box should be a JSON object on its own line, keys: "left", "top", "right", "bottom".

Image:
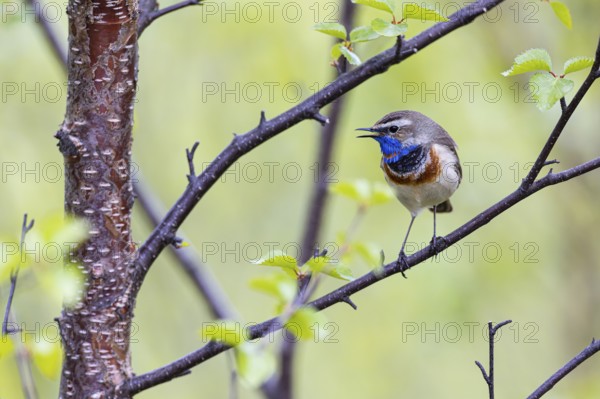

{"left": 56, "top": 0, "right": 138, "bottom": 397}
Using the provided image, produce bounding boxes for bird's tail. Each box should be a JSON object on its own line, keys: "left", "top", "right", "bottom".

{"left": 430, "top": 200, "right": 452, "bottom": 213}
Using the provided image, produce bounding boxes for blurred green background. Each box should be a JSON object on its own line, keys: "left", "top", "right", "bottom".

{"left": 2, "top": 0, "right": 600, "bottom": 397}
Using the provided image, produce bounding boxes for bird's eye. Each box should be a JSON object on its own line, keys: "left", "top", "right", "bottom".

{"left": 389, "top": 125, "right": 399, "bottom": 133}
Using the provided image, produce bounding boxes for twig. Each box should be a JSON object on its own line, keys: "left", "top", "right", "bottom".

{"left": 2, "top": 214, "right": 34, "bottom": 336}
{"left": 520, "top": 35, "right": 600, "bottom": 190}
{"left": 186, "top": 141, "right": 200, "bottom": 182}
{"left": 123, "top": 155, "right": 600, "bottom": 395}
{"left": 1, "top": 214, "right": 37, "bottom": 399}
{"left": 6, "top": 310, "right": 38, "bottom": 399}
{"left": 225, "top": 351, "right": 239, "bottom": 399}
{"left": 138, "top": 0, "right": 202, "bottom": 36}
{"left": 310, "top": 112, "right": 330, "bottom": 126}
{"left": 340, "top": 296, "right": 357, "bottom": 310}
{"left": 394, "top": 35, "right": 403, "bottom": 62}
{"left": 134, "top": 178, "right": 238, "bottom": 320}
{"left": 132, "top": 0, "right": 507, "bottom": 300}
{"left": 527, "top": 338, "right": 600, "bottom": 399}
{"left": 258, "top": 111, "right": 267, "bottom": 128}
{"left": 474, "top": 320, "right": 512, "bottom": 399}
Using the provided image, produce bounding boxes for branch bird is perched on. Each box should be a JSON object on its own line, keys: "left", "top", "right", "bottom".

{"left": 357, "top": 111, "right": 462, "bottom": 273}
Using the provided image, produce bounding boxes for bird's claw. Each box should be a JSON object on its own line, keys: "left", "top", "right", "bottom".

{"left": 429, "top": 235, "right": 447, "bottom": 257}
{"left": 396, "top": 251, "right": 409, "bottom": 278}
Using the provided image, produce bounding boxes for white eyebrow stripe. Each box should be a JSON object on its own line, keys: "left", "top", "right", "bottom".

{"left": 377, "top": 119, "right": 412, "bottom": 129}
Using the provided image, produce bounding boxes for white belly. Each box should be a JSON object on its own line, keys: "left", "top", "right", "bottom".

{"left": 385, "top": 144, "right": 460, "bottom": 215}
{"left": 387, "top": 178, "right": 457, "bottom": 215}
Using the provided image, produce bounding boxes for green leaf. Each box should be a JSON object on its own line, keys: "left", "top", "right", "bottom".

{"left": 200, "top": 320, "right": 245, "bottom": 347}
{"left": 350, "top": 25, "right": 380, "bottom": 43}
{"left": 375, "top": 250, "right": 386, "bottom": 278}
{"left": 285, "top": 307, "right": 327, "bottom": 341}
{"left": 331, "top": 180, "right": 394, "bottom": 207}
{"left": 370, "top": 182, "right": 395, "bottom": 205}
{"left": 563, "top": 56, "right": 594, "bottom": 75}
{"left": 327, "top": 264, "right": 354, "bottom": 281}
{"left": 371, "top": 18, "right": 407, "bottom": 37}
{"left": 313, "top": 22, "right": 347, "bottom": 39}
{"left": 252, "top": 249, "right": 298, "bottom": 272}
{"left": 249, "top": 273, "right": 297, "bottom": 305}
{"left": 550, "top": 1, "right": 572, "bottom": 29}
{"left": 501, "top": 48, "right": 553, "bottom": 77}
{"left": 353, "top": 242, "right": 382, "bottom": 268}
{"left": 339, "top": 46, "right": 362, "bottom": 66}
{"left": 236, "top": 343, "right": 276, "bottom": 387}
{"left": 331, "top": 43, "right": 343, "bottom": 60}
{"left": 529, "top": 73, "right": 574, "bottom": 111}
{"left": 305, "top": 256, "right": 353, "bottom": 281}
{"left": 402, "top": 3, "right": 448, "bottom": 22}
{"left": 352, "top": 0, "right": 395, "bottom": 15}
{"left": 174, "top": 240, "right": 189, "bottom": 248}
{"left": 330, "top": 180, "right": 370, "bottom": 203}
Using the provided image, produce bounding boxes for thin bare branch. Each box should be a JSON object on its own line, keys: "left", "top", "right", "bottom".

{"left": 258, "top": 111, "right": 267, "bottom": 128}
{"left": 1, "top": 214, "right": 37, "bottom": 399}
{"left": 310, "top": 112, "right": 330, "bottom": 126}
{"left": 186, "top": 141, "right": 200, "bottom": 182}
{"left": 138, "top": 0, "right": 202, "bottom": 36}
{"left": 475, "top": 320, "right": 512, "bottom": 399}
{"left": 521, "top": 35, "right": 600, "bottom": 190}
{"left": 527, "top": 338, "right": 600, "bottom": 399}
{"left": 2, "top": 214, "right": 34, "bottom": 336}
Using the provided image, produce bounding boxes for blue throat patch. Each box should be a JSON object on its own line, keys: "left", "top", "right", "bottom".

{"left": 372, "top": 136, "right": 425, "bottom": 174}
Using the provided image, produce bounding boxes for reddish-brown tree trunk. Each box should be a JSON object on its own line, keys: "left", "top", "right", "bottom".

{"left": 56, "top": 0, "right": 138, "bottom": 397}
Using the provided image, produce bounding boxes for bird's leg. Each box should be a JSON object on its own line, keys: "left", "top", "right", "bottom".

{"left": 429, "top": 205, "right": 447, "bottom": 257}
{"left": 397, "top": 214, "right": 416, "bottom": 278}
{"left": 431, "top": 205, "right": 438, "bottom": 256}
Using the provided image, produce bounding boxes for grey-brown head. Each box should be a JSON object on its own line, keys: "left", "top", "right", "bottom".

{"left": 356, "top": 110, "right": 457, "bottom": 149}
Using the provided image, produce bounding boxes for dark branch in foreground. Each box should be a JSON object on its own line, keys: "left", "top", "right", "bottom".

{"left": 131, "top": 0, "right": 508, "bottom": 300}
{"left": 475, "top": 320, "right": 512, "bottom": 399}
{"left": 123, "top": 155, "right": 600, "bottom": 394}
{"left": 527, "top": 338, "right": 600, "bottom": 399}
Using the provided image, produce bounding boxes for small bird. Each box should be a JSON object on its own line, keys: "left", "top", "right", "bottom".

{"left": 357, "top": 110, "right": 462, "bottom": 270}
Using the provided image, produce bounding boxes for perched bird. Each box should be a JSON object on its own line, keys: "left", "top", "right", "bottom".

{"left": 357, "top": 110, "right": 462, "bottom": 269}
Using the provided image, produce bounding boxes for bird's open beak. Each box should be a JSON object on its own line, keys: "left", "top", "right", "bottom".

{"left": 355, "top": 127, "right": 378, "bottom": 138}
